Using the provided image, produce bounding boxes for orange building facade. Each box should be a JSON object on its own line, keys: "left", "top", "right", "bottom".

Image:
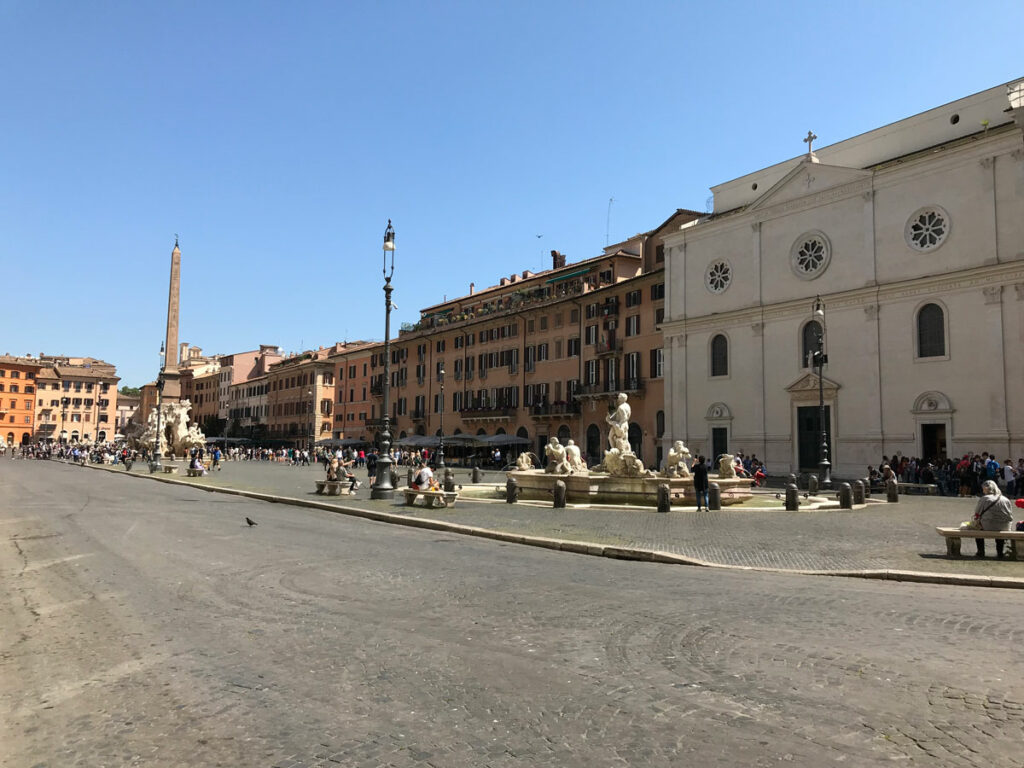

{"left": 0, "top": 356, "right": 42, "bottom": 446}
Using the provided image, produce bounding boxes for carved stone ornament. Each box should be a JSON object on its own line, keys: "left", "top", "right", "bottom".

{"left": 864, "top": 304, "right": 878, "bottom": 319}
{"left": 751, "top": 322, "right": 764, "bottom": 336}
{"left": 979, "top": 157, "right": 995, "bottom": 169}
{"left": 983, "top": 285, "right": 1002, "bottom": 305}
{"left": 1015, "top": 283, "right": 1024, "bottom": 302}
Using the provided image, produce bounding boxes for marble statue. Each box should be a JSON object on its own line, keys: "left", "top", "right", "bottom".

{"left": 137, "top": 400, "right": 206, "bottom": 458}
{"left": 718, "top": 453, "right": 737, "bottom": 478}
{"left": 544, "top": 436, "right": 571, "bottom": 474}
{"left": 597, "top": 393, "right": 651, "bottom": 477}
{"left": 516, "top": 452, "right": 537, "bottom": 471}
{"left": 662, "top": 440, "right": 692, "bottom": 478}
{"left": 565, "top": 439, "right": 587, "bottom": 473}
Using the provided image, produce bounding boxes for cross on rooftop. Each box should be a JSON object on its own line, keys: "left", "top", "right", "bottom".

{"left": 803, "top": 131, "right": 818, "bottom": 156}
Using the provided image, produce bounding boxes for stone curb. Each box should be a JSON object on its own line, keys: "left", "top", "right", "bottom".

{"left": 84, "top": 462, "right": 1024, "bottom": 590}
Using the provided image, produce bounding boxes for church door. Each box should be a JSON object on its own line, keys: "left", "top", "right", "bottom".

{"left": 797, "top": 406, "right": 832, "bottom": 471}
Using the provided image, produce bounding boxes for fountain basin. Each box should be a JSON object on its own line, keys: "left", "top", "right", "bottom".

{"left": 507, "top": 470, "right": 753, "bottom": 506}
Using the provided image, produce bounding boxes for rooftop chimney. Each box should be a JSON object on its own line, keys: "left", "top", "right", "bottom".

{"left": 470, "top": 282, "right": 475, "bottom": 295}
{"left": 551, "top": 250, "right": 566, "bottom": 269}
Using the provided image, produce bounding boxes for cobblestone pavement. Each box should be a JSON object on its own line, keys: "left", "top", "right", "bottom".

{"left": 105, "top": 458, "right": 1024, "bottom": 578}
{"left": 3, "top": 460, "right": 1024, "bottom": 767}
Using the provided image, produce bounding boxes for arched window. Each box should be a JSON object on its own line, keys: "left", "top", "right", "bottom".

{"left": 802, "top": 320, "right": 822, "bottom": 368}
{"left": 656, "top": 410, "right": 665, "bottom": 438}
{"left": 917, "top": 303, "right": 946, "bottom": 358}
{"left": 710, "top": 334, "right": 728, "bottom": 377}
{"left": 557, "top": 425, "right": 571, "bottom": 443}
{"left": 628, "top": 423, "right": 643, "bottom": 459}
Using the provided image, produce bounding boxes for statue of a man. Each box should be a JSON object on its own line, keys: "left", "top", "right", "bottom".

{"left": 664, "top": 440, "right": 692, "bottom": 478}
{"left": 544, "top": 436, "right": 570, "bottom": 474}
{"left": 606, "top": 393, "right": 631, "bottom": 453}
{"left": 565, "top": 439, "right": 586, "bottom": 473}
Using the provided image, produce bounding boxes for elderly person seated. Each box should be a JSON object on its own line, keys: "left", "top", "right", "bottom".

{"left": 973, "top": 479, "right": 1015, "bottom": 558}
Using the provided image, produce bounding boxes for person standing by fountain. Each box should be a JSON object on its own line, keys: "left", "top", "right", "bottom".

{"left": 692, "top": 455, "right": 709, "bottom": 511}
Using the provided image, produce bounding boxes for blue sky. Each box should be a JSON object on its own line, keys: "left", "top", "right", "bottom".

{"left": 2, "top": 0, "right": 1021, "bottom": 387}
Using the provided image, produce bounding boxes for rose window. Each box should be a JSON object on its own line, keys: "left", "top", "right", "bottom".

{"left": 906, "top": 207, "right": 949, "bottom": 251}
{"left": 790, "top": 231, "right": 831, "bottom": 280}
{"left": 705, "top": 261, "right": 732, "bottom": 294}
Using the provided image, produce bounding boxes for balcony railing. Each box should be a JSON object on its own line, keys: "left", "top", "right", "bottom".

{"left": 594, "top": 338, "right": 621, "bottom": 355}
{"left": 529, "top": 402, "right": 581, "bottom": 417}
{"left": 577, "top": 378, "right": 645, "bottom": 397}
{"left": 411, "top": 409, "right": 426, "bottom": 421}
{"left": 370, "top": 382, "right": 383, "bottom": 397}
{"left": 458, "top": 406, "right": 515, "bottom": 419}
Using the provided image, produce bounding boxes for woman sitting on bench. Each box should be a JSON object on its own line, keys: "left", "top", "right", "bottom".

{"left": 974, "top": 480, "right": 1015, "bottom": 558}
{"left": 411, "top": 463, "right": 435, "bottom": 491}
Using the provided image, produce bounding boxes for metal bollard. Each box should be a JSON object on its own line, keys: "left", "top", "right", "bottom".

{"left": 708, "top": 482, "right": 721, "bottom": 511}
{"left": 862, "top": 477, "right": 871, "bottom": 498}
{"left": 472, "top": 466, "right": 482, "bottom": 484}
{"left": 839, "top": 482, "right": 853, "bottom": 509}
{"left": 785, "top": 483, "right": 799, "bottom": 511}
{"left": 808, "top": 474, "right": 819, "bottom": 495}
{"left": 788, "top": 473, "right": 798, "bottom": 488}
{"left": 553, "top": 480, "right": 567, "bottom": 508}
{"left": 657, "top": 484, "right": 671, "bottom": 514}
{"left": 852, "top": 480, "right": 865, "bottom": 505}
{"left": 407, "top": 466, "right": 415, "bottom": 488}
{"left": 390, "top": 466, "right": 400, "bottom": 489}
{"left": 886, "top": 479, "right": 899, "bottom": 503}
{"left": 506, "top": 476, "right": 519, "bottom": 503}
{"left": 443, "top": 467, "right": 455, "bottom": 492}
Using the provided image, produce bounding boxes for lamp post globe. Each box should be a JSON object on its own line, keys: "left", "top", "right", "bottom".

{"left": 371, "top": 220, "right": 397, "bottom": 499}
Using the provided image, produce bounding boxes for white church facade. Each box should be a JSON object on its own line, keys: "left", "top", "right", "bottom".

{"left": 661, "top": 79, "right": 1024, "bottom": 478}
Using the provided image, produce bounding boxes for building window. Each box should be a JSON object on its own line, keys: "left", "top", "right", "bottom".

{"left": 650, "top": 348, "right": 663, "bottom": 378}
{"left": 651, "top": 283, "right": 665, "bottom": 300}
{"left": 802, "top": 321, "right": 823, "bottom": 368}
{"left": 906, "top": 206, "right": 950, "bottom": 252}
{"left": 625, "top": 289, "right": 642, "bottom": 308}
{"left": 705, "top": 261, "right": 732, "bottom": 294}
{"left": 539, "top": 316, "right": 548, "bottom": 331}
{"left": 585, "top": 324, "right": 598, "bottom": 345}
{"left": 570, "top": 308, "right": 579, "bottom": 323}
{"left": 655, "top": 244, "right": 665, "bottom": 264}
{"left": 710, "top": 334, "right": 728, "bottom": 377}
{"left": 625, "top": 315, "right": 640, "bottom": 337}
{"left": 917, "top": 303, "right": 946, "bottom": 358}
{"left": 791, "top": 231, "right": 831, "bottom": 279}
{"left": 567, "top": 337, "right": 581, "bottom": 357}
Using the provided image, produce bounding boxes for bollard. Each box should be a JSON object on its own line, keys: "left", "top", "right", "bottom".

{"left": 553, "top": 480, "right": 567, "bottom": 508}
{"left": 506, "top": 476, "right": 519, "bottom": 503}
{"left": 390, "top": 466, "right": 399, "bottom": 489}
{"left": 785, "top": 483, "right": 799, "bottom": 511}
{"left": 788, "top": 473, "right": 798, "bottom": 488}
{"left": 472, "top": 466, "right": 482, "bottom": 484}
{"left": 839, "top": 482, "right": 853, "bottom": 509}
{"left": 807, "top": 474, "right": 819, "bottom": 495}
{"left": 407, "top": 466, "right": 415, "bottom": 488}
{"left": 657, "top": 484, "right": 671, "bottom": 514}
{"left": 886, "top": 478, "right": 899, "bottom": 503}
{"left": 708, "top": 482, "right": 721, "bottom": 511}
{"left": 852, "top": 480, "right": 865, "bottom": 505}
{"left": 862, "top": 477, "right": 871, "bottom": 498}
{"left": 443, "top": 467, "right": 456, "bottom": 492}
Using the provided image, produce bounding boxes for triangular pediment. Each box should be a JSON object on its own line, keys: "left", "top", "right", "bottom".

{"left": 786, "top": 371, "right": 840, "bottom": 395}
{"left": 749, "top": 160, "right": 872, "bottom": 211}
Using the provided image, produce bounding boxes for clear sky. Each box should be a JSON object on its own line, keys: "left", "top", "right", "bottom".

{"left": 3, "top": 0, "right": 1021, "bottom": 387}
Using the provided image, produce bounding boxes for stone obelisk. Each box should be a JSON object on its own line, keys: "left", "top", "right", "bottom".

{"left": 160, "top": 237, "right": 183, "bottom": 401}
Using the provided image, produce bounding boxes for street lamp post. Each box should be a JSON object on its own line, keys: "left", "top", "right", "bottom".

{"left": 812, "top": 296, "right": 831, "bottom": 489}
{"left": 308, "top": 387, "right": 315, "bottom": 462}
{"left": 436, "top": 364, "right": 446, "bottom": 471}
{"left": 150, "top": 342, "right": 166, "bottom": 473}
{"left": 371, "top": 220, "right": 397, "bottom": 499}
{"left": 60, "top": 396, "right": 70, "bottom": 446}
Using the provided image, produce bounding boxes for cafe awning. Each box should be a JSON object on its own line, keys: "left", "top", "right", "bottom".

{"left": 545, "top": 267, "right": 591, "bottom": 284}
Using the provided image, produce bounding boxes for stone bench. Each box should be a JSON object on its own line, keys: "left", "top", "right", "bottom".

{"left": 316, "top": 480, "right": 356, "bottom": 496}
{"left": 898, "top": 483, "right": 938, "bottom": 495}
{"left": 936, "top": 527, "right": 1024, "bottom": 559}
{"left": 186, "top": 468, "right": 204, "bottom": 477}
{"left": 163, "top": 465, "right": 178, "bottom": 474}
{"left": 403, "top": 488, "right": 459, "bottom": 508}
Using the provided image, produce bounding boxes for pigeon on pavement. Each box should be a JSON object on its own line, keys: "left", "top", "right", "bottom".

{"left": 245, "top": 517, "right": 258, "bottom": 527}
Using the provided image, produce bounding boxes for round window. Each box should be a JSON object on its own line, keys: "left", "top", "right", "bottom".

{"left": 705, "top": 261, "right": 732, "bottom": 294}
{"left": 790, "top": 231, "right": 831, "bottom": 280}
{"left": 905, "top": 206, "right": 950, "bottom": 252}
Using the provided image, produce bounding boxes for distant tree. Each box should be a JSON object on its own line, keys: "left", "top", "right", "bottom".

{"left": 118, "top": 386, "right": 142, "bottom": 397}
{"left": 201, "top": 416, "right": 227, "bottom": 437}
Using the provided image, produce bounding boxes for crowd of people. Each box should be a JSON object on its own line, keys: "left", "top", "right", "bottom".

{"left": 870, "top": 452, "right": 1023, "bottom": 498}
